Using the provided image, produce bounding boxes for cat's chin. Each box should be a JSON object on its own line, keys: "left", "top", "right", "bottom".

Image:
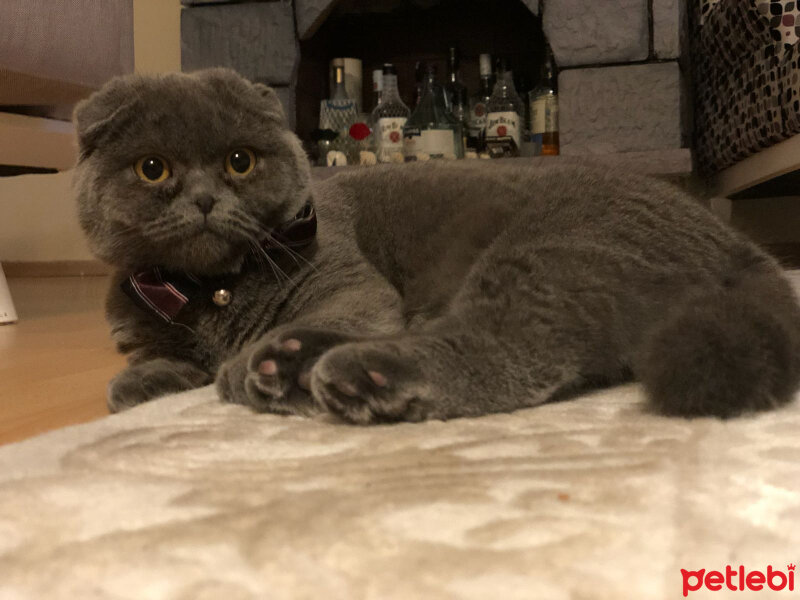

{"left": 161, "top": 230, "right": 249, "bottom": 276}
{"left": 171, "top": 253, "right": 247, "bottom": 277}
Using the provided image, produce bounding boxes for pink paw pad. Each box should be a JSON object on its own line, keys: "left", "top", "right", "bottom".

{"left": 258, "top": 359, "right": 278, "bottom": 376}
{"left": 282, "top": 338, "right": 302, "bottom": 352}
{"left": 368, "top": 370, "right": 388, "bottom": 387}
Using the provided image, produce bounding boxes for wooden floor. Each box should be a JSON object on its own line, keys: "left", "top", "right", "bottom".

{"left": 0, "top": 276, "right": 124, "bottom": 445}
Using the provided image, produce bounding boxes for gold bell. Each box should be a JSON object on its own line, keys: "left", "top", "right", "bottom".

{"left": 212, "top": 289, "right": 232, "bottom": 307}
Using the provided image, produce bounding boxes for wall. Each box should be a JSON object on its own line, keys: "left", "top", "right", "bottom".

{"left": 0, "top": 171, "right": 92, "bottom": 264}
{"left": 0, "top": 0, "right": 182, "bottom": 269}
{"left": 134, "top": 0, "right": 182, "bottom": 74}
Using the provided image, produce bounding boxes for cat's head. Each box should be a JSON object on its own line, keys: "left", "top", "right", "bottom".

{"left": 73, "top": 68, "right": 311, "bottom": 275}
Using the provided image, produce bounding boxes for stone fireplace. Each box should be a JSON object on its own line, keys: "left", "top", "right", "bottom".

{"left": 181, "top": 0, "right": 690, "bottom": 165}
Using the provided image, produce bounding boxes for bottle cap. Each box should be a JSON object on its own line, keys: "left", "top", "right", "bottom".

{"left": 449, "top": 46, "right": 460, "bottom": 69}
{"left": 334, "top": 65, "right": 345, "bottom": 82}
{"left": 479, "top": 54, "right": 492, "bottom": 77}
{"left": 349, "top": 122, "right": 371, "bottom": 141}
{"left": 382, "top": 63, "right": 397, "bottom": 75}
{"left": 373, "top": 69, "right": 383, "bottom": 91}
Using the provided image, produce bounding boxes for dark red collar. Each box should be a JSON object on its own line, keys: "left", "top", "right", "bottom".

{"left": 121, "top": 202, "right": 317, "bottom": 324}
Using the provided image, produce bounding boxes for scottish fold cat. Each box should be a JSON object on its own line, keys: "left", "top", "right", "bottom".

{"left": 73, "top": 68, "right": 800, "bottom": 423}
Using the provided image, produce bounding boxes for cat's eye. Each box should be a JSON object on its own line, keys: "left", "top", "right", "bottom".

{"left": 225, "top": 148, "right": 256, "bottom": 176}
{"left": 134, "top": 156, "right": 170, "bottom": 183}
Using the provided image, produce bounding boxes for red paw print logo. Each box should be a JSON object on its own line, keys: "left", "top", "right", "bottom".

{"left": 389, "top": 131, "right": 401, "bottom": 143}
{"left": 497, "top": 125, "right": 507, "bottom": 137}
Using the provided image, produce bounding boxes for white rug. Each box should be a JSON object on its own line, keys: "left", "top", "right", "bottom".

{"left": 0, "top": 379, "right": 799, "bottom": 599}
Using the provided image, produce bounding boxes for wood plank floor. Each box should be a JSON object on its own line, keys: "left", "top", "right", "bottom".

{"left": 0, "top": 276, "right": 125, "bottom": 445}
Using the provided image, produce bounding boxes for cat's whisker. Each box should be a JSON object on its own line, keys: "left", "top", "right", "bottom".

{"left": 255, "top": 225, "right": 319, "bottom": 274}
{"left": 244, "top": 233, "right": 291, "bottom": 285}
{"left": 147, "top": 218, "right": 198, "bottom": 244}
{"left": 226, "top": 210, "right": 264, "bottom": 236}
{"left": 247, "top": 241, "right": 285, "bottom": 289}
{"left": 252, "top": 243, "right": 298, "bottom": 289}
{"left": 227, "top": 212, "right": 312, "bottom": 285}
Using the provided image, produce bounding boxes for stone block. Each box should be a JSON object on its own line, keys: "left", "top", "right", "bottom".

{"left": 181, "top": 2, "right": 297, "bottom": 85}
{"left": 653, "top": 0, "right": 685, "bottom": 59}
{"left": 543, "top": 0, "right": 649, "bottom": 66}
{"left": 520, "top": 0, "right": 540, "bottom": 16}
{"left": 559, "top": 62, "right": 684, "bottom": 154}
{"left": 295, "top": 0, "right": 339, "bottom": 40}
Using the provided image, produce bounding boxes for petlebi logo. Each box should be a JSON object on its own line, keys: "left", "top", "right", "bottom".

{"left": 681, "top": 564, "right": 795, "bottom": 596}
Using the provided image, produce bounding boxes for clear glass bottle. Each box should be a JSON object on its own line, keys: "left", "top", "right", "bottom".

{"left": 485, "top": 59, "right": 525, "bottom": 158}
{"left": 445, "top": 46, "right": 469, "bottom": 144}
{"left": 371, "top": 68, "right": 383, "bottom": 112}
{"left": 468, "top": 53, "right": 493, "bottom": 152}
{"left": 529, "top": 46, "right": 559, "bottom": 156}
{"left": 370, "top": 63, "right": 411, "bottom": 163}
{"left": 412, "top": 61, "right": 426, "bottom": 110}
{"left": 318, "top": 65, "right": 358, "bottom": 165}
{"left": 403, "top": 65, "right": 464, "bottom": 161}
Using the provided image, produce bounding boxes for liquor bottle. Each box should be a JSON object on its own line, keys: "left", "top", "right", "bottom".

{"left": 484, "top": 59, "right": 525, "bottom": 158}
{"left": 412, "top": 61, "right": 426, "bottom": 110}
{"left": 403, "top": 65, "right": 464, "bottom": 161}
{"left": 515, "top": 72, "right": 535, "bottom": 157}
{"left": 370, "top": 63, "right": 411, "bottom": 163}
{"left": 468, "top": 53, "right": 493, "bottom": 152}
{"left": 319, "top": 64, "right": 358, "bottom": 165}
{"left": 371, "top": 68, "right": 383, "bottom": 112}
{"left": 331, "top": 64, "right": 349, "bottom": 101}
{"left": 529, "top": 46, "right": 559, "bottom": 156}
{"left": 445, "top": 47, "right": 469, "bottom": 130}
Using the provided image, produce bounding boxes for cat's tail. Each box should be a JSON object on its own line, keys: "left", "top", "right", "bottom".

{"left": 636, "top": 261, "right": 800, "bottom": 418}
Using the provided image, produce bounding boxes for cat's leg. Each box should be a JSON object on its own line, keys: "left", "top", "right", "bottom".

{"left": 309, "top": 256, "right": 597, "bottom": 423}
{"left": 309, "top": 243, "right": 624, "bottom": 424}
{"left": 216, "top": 285, "right": 403, "bottom": 415}
{"left": 309, "top": 323, "right": 584, "bottom": 424}
{"left": 108, "top": 358, "right": 211, "bottom": 413}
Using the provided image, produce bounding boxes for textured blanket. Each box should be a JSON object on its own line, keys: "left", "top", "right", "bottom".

{"left": 1, "top": 379, "right": 799, "bottom": 599}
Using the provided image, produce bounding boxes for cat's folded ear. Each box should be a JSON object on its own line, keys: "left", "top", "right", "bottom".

{"left": 193, "top": 68, "right": 288, "bottom": 127}
{"left": 251, "top": 83, "right": 288, "bottom": 126}
{"left": 73, "top": 77, "right": 135, "bottom": 161}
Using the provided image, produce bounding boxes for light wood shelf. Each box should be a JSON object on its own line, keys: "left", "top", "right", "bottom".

{"left": 0, "top": 112, "right": 76, "bottom": 170}
{"left": 312, "top": 148, "right": 694, "bottom": 179}
{"left": 713, "top": 133, "right": 800, "bottom": 198}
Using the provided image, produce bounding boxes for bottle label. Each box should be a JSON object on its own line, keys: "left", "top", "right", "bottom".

{"left": 530, "top": 95, "right": 558, "bottom": 134}
{"left": 469, "top": 101, "right": 487, "bottom": 132}
{"left": 403, "top": 128, "right": 457, "bottom": 160}
{"left": 485, "top": 111, "right": 520, "bottom": 147}
{"left": 376, "top": 117, "right": 407, "bottom": 162}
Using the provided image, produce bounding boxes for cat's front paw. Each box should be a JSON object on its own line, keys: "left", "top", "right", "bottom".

{"left": 310, "top": 341, "right": 436, "bottom": 424}
{"left": 219, "top": 327, "right": 353, "bottom": 416}
{"left": 108, "top": 359, "right": 209, "bottom": 413}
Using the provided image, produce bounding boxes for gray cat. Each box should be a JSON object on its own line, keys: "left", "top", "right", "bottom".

{"left": 73, "top": 68, "right": 800, "bottom": 424}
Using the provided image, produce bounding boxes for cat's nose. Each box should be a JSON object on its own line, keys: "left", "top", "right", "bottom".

{"left": 194, "top": 195, "right": 217, "bottom": 215}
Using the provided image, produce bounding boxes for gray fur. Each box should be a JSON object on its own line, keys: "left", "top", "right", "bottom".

{"left": 73, "top": 68, "right": 800, "bottom": 423}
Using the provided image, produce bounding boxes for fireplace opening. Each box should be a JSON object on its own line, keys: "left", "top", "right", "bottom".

{"left": 295, "top": 0, "right": 546, "bottom": 149}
